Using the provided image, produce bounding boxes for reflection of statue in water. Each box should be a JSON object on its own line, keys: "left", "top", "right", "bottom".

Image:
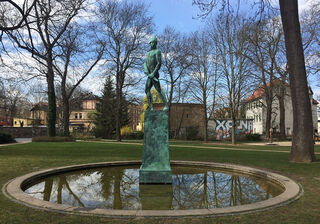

{"left": 144, "top": 36, "right": 169, "bottom": 111}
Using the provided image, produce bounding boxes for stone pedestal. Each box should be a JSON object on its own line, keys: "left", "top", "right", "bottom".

{"left": 139, "top": 111, "right": 172, "bottom": 184}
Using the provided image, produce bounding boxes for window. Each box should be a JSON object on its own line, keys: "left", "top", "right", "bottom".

{"left": 79, "top": 113, "right": 82, "bottom": 119}
{"left": 75, "top": 113, "right": 78, "bottom": 119}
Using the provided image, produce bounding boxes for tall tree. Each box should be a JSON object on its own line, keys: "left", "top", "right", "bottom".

{"left": 213, "top": 13, "right": 251, "bottom": 144}
{"left": 189, "top": 30, "right": 218, "bottom": 142}
{"left": 54, "top": 23, "right": 105, "bottom": 136}
{"left": 246, "top": 15, "right": 283, "bottom": 138}
{"left": 4, "top": 0, "right": 86, "bottom": 136}
{"left": 159, "top": 26, "right": 194, "bottom": 127}
{"left": 97, "top": 0, "right": 153, "bottom": 141}
{"left": 193, "top": 0, "right": 316, "bottom": 162}
{"left": 279, "top": 1, "right": 315, "bottom": 162}
{"left": 94, "top": 76, "right": 116, "bottom": 139}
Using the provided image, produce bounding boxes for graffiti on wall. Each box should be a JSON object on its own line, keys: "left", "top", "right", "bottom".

{"left": 210, "top": 119, "right": 253, "bottom": 140}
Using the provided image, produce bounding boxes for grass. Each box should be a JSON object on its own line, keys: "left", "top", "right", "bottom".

{"left": 0, "top": 141, "right": 320, "bottom": 224}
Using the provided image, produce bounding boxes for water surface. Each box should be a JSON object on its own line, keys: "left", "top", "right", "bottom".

{"left": 24, "top": 165, "right": 284, "bottom": 210}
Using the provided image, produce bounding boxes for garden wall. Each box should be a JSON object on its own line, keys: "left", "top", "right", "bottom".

{"left": 0, "top": 127, "right": 47, "bottom": 138}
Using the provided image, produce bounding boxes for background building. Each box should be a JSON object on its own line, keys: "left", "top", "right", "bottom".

{"left": 69, "top": 94, "right": 99, "bottom": 132}
{"left": 153, "top": 103, "right": 205, "bottom": 139}
{"left": 245, "top": 81, "right": 318, "bottom": 136}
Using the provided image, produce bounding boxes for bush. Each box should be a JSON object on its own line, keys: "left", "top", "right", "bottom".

{"left": 245, "top": 133, "right": 261, "bottom": 141}
{"left": 72, "top": 132, "right": 96, "bottom": 140}
{"left": 0, "top": 132, "right": 16, "bottom": 144}
{"left": 186, "top": 125, "right": 200, "bottom": 140}
{"left": 32, "top": 136, "right": 75, "bottom": 142}
{"left": 121, "top": 131, "right": 144, "bottom": 140}
{"left": 121, "top": 126, "right": 133, "bottom": 136}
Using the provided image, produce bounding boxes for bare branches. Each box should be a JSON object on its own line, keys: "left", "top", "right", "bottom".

{"left": 0, "top": 0, "right": 37, "bottom": 31}
{"left": 97, "top": 0, "right": 153, "bottom": 141}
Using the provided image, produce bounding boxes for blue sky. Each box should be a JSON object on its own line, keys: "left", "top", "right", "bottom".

{"left": 141, "top": 0, "right": 320, "bottom": 96}
{"left": 145, "top": 0, "right": 204, "bottom": 33}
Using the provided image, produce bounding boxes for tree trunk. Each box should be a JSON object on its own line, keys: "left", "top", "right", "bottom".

{"left": 203, "top": 93, "right": 208, "bottom": 143}
{"left": 232, "top": 117, "right": 236, "bottom": 145}
{"left": 168, "top": 84, "right": 174, "bottom": 138}
{"left": 115, "top": 80, "right": 122, "bottom": 142}
{"left": 279, "top": 0, "right": 316, "bottom": 162}
{"left": 278, "top": 85, "right": 286, "bottom": 140}
{"left": 265, "top": 92, "right": 272, "bottom": 139}
{"left": 62, "top": 97, "right": 70, "bottom": 136}
{"left": 46, "top": 56, "right": 56, "bottom": 137}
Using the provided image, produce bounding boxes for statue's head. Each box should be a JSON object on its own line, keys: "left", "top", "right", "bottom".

{"left": 149, "top": 36, "right": 157, "bottom": 49}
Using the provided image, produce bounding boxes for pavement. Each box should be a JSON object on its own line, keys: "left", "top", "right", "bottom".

{"left": 0, "top": 138, "right": 32, "bottom": 147}
{"left": 245, "top": 141, "right": 320, "bottom": 146}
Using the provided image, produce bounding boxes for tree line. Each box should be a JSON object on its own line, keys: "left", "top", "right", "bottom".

{"left": 1, "top": 0, "right": 319, "bottom": 163}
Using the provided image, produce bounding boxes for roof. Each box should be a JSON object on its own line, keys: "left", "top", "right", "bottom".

{"left": 80, "top": 92, "right": 99, "bottom": 100}
{"left": 313, "top": 99, "right": 319, "bottom": 105}
{"left": 246, "top": 79, "right": 288, "bottom": 102}
{"left": 30, "top": 102, "right": 48, "bottom": 112}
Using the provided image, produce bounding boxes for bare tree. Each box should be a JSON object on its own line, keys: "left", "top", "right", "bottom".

{"left": 53, "top": 23, "right": 105, "bottom": 136}
{"left": 279, "top": 1, "right": 315, "bottom": 162}
{"left": 97, "top": 0, "right": 153, "bottom": 141}
{"left": 0, "top": 0, "right": 37, "bottom": 31}
{"left": 193, "top": 0, "right": 316, "bottom": 162}
{"left": 212, "top": 13, "right": 252, "bottom": 145}
{"left": 189, "top": 30, "right": 218, "bottom": 142}
{"left": 159, "top": 27, "right": 194, "bottom": 127}
{"left": 301, "top": 1, "right": 320, "bottom": 76}
{"left": 245, "top": 14, "right": 283, "bottom": 138}
{"left": 4, "top": 0, "right": 87, "bottom": 136}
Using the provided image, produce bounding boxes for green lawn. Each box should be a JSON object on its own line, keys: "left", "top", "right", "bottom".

{"left": 0, "top": 141, "right": 320, "bottom": 224}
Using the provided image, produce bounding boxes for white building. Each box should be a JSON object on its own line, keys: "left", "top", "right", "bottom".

{"left": 317, "top": 104, "right": 320, "bottom": 133}
{"left": 245, "top": 81, "right": 318, "bottom": 136}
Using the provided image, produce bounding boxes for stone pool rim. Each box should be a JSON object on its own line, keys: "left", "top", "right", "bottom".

{"left": 3, "top": 160, "right": 303, "bottom": 218}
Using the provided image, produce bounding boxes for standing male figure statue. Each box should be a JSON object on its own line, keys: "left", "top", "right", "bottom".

{"left": 144, "top": 36, "right": 169, "bottom": 111}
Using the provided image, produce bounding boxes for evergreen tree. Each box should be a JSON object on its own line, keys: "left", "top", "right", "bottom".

{"left": 94, "top": 76, "right": 116, "bottom": 138}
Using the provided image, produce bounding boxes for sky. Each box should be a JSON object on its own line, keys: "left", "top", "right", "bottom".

{"left": 145, "top": 0, "right": 311, "bottom": 33}
{"left": 82, "top": 0, "right": 320, "bottom": 97}
{"left": 1, "top": 0, "right": 319, "bottom": 99}
{"left": 134, "top": 0, "right": 319, "bottom": 97}
{"left": 145, "top": 0, "right": 204, "bottom": 33}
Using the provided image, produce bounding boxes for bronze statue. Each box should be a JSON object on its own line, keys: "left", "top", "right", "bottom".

{"left": 144, "top": 36, "right": 169, "bottom": 111}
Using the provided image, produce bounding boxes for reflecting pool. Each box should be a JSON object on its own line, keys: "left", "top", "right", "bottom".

{"left": 24, "top": 165, "right": 284, "bottom": 210}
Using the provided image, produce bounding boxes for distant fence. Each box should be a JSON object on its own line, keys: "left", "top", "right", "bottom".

{"left": 0, "top": 127, "right": 47, "bottom": 138}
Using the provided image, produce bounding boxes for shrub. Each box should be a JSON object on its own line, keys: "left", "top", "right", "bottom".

{"left": 245, "top": 133, "right": 261, "bottom": 141}
{"left": 0, "top": 132, "right": 16, "bottom": 144}
{"left": 120, "top": 126, "right": 133, "bottom": 138}
{"left": 32, "top": 136, "right": 75, "bottom": 142}
{"left": 133, "top": 131, "right": 144, "bottom": 139}
{"left": 186, "top": 125, "right": 200, "bottom": 140}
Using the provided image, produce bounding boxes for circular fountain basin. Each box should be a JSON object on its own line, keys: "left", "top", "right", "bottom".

{"left": 4, "top": 161, "right": 302, "bottom": 217}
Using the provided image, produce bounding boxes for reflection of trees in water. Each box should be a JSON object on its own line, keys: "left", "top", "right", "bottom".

{"left": 85, "top": 167, "right": 139, "bottom": 209}
{"left": 29, "top": 167, "right": 280, "bottom": 209}
{"left": 172, "top": 169, "right": 276, "bottom": 209}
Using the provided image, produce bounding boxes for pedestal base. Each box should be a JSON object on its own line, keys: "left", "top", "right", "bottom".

{"left": 139, "top": 110, "right": 172, "bottom": 184}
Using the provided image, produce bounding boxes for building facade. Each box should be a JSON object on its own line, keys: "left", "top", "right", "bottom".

{"left": 153, "top": 103, "right": 205, "bottom": 138}
{"left": 245, "top": 83, "right": 318, "bottom": 135}
{"left": 69, "top": 96, "right": 99, "bottom": 132}
{"left": 128, "top": 103, "right": 143, "bottom": 131}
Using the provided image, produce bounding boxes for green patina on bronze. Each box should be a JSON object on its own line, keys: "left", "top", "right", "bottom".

{"left": 144, "top": 35, "right": 169, "bottom": 111}
{"left": 139, "top": 110, "right": 172, "bottom": 184}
